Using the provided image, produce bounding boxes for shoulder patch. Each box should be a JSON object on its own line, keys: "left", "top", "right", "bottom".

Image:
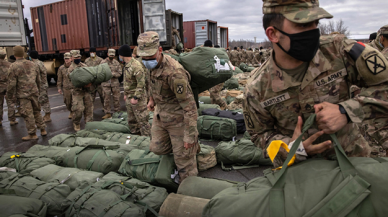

{"left": 349, "top": 42, "right": 366, "bottom": 61}
{"left": 365, "top": 55, "right": 386, "bottom": 75}
{"left": 173, "top": 78, "right": 187, "bottom": 100}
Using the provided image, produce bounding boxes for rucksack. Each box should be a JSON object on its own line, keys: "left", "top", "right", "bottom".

{"left": 197, "top": 144, "right": 217, "bottom": 171}
{"left": 202, "top": 108, "right": 246, "bottom": 133}
{"left": 197, "top": 116, "right": 237, "bottom": 141}
{"left": 197, "top": 104, "right": 220, "bottom": 116}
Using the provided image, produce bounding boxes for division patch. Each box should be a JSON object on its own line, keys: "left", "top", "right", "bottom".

{"left": 366, "top": 55, "right": 386, "bottom": 75}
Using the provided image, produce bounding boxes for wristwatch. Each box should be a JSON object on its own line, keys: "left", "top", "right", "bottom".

{"left": 338, "top": 105, "right": 351, "bottom": 123}
{"left": 133, "top": 96, "right": 139, "bottom": 100}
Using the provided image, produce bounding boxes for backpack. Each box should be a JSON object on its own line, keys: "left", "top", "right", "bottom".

{"left": 202, "top": 108, "right": 246, "bottom": 133}
{"left": 197, "top": 116, "right": 237, "bottom": 141}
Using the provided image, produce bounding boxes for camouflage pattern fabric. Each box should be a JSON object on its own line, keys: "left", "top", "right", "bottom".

{"left": 32, "top": 59, "right": 51, "bottom": 114}
{"left": 243, "top": 34, "right": 388, "bottom": 168}
{"left": 68, "top": 62, "right": 93, "bottom": 125}
{"left": 246, "top": 50, "right": 255, "bottom": 65}
{"left": 227, "top": 94, "right": 244, "bottom": 110}
{"left": 240, "top": 50, "right": 248, "bottom": 64}
{"left": 137, "top": 31, "right": 160, "bottom": 57}
{"left": 171, "top": 26, "right": 181, "bottom": 50}
{"left": 209, "top": 83, "right": 227, "bottom": 109}
{"left": 85, "top": 56, "right": 104, "bottom": 105}
{"left": 382, "top": 47, "right": 388, "bottom": 60}
{"left": 123, "top": 58, "right": 150, "bottom": 136}
{"left": 0, "top": 59, "right": 11, "bottom": 122}
{"left": 7, "top": 59, "right": 45, "bottom": 134}
{"left": 101, "top": 58, "right": 122, "bottom": 114}
{"left": 368, "top": 24, "right": 388, "bottom": 52}
{"left": 229, "top": 50, "right": 240, "bottom": 67}
{"left": 57, "top": 63, "right": 73, "bottom": 112}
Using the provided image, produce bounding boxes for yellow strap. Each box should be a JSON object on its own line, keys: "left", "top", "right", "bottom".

{"left": 267, "top": 140, "right": 295, "bottom": 170}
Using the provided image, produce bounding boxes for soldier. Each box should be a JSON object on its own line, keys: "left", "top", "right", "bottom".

{"left": 246, "top": 48, "right": 254, "bottom": 65}
{"left": 204, "top": 40, "right": 213, "bottom": 48}
{"left": 6, "top": 54, "right": 19, "bottom": 119}
{"left": 0, "top": 49, "right": 18, "bottom": 126}
{"left": 369, "top": 25, "right": 388, "bottom": 52}
{"left": 29, "top": 51, "right": 51, "bottom": 122}
{"left": 243, "top": 0, "right": 388, "bottom": 168}
{"left": 85, "top": 47, "right": 104, "bottom": 106}
{"left": 171, "top": 26, "right": 181, "bottom": 50}
{"left": 369, "top": 32, "right": 377, "bottom": 43}
{"left": 69, "top": 50, "right": 92, "bottom": 131}
{"left": 7, "top": 46, "right": 46, "bottom": 140}
{"left": 209, "top": 83, "right": 227, "bottom": 110}
{"left": 57, "top": 52, "right": 73, "bottom": 118}
{"left": 230, "top": 47, "right": 240, "bottom": 67}
{"left": 139, "top": 31, "right": 199, "bottom": 183}
{"left": 8, "top": 55, "right": 16, "bottom": 63}
{"left": 100, "top": 49, "right": 122, "bottom": 119}
{"left": 119, "top": 45, "right": 150, "bottom": 136}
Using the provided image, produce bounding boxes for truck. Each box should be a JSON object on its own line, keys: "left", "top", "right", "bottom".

{"left": 183, "top": 19, "right": 218, "bottom": 49}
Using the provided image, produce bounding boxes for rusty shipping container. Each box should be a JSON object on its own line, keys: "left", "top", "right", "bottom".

{"left": 217, "top": 26, "right": 228, "bottom": 48}
{"left": 183, "top": 20, "right": 217, "bottom": 49}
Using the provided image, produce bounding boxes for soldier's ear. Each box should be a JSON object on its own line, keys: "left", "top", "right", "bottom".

{"left": 266, "top": 26, "right": 280, "bottom": 44}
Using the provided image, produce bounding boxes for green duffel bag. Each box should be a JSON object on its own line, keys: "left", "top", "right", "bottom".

{"left": 75, "top": 129, "right": 108, "bottom": 139}
{"left": 197, "top": 104, "right": 220, "bottom": 116}
{"left": 118, "top": 149, "right": 178, "bottom": 190}
{"left": 203, "top": 114, "right": 388, "bottom": 217}
{"left": 163, "top": 52, "right": 180, "bottom": 61}
{"left": 223, "top": 77, "right": 239, "bottom": 90}
{"left": 104, "top": 132, "right": 150, "bottom": 151}
{"left": 233, "top": 66, "right": 244, "bottom": 74}
{"left": 197, "top": 144, "right": 217, "bottom": 172}
{"left": 62, "top": 145, "right": 125, "bottom": 174}
{"left": 102, "top": 118, "right": 129, "bottom": 127}
{"left": 225, "top": 95, "right": 235, "bottom": 104}
{"left": 0, "top": 152, "right": 55, "bottom": 174}
{"left": 177, "top": 176, "right": 238, "bottom": 199}
{"left": 0, "top": 195, "right": 47, "bottom": 217}
{"left": 62, "top": 187, "right": 144, "bottom": 217}
{"left": 85, "top": 121, "right": 131, "bottom": 133}
{"left": 112, "top": 111, "right": 128, "bottom": 121}
{"left": 243, "top": 131, "right": 251, "bottom": 140}
{"left": 239, "top": 63, "right": 255, "bottom": 72}
{"left": 216, "top": 139, "right": 272, "bottom": 171}
{"left": 0, "top": 171, "right": 71, "bottom": 216}
{"left": 31, "top": 164, "right": 104, "bottom": 190}
{"left": 198, "top": 96, "right": 212, "bottom": 104}
{"left": 70, "top": 63, "right": 112, "bottom": 87}
{"left": 26, "top": 144, "right": 68, "bottom": 164}
{"left": 197, "top": 115, "right": 237, "bottom": 141}
{"left": 48, "top": 134, "right": 77, "bottom": 146}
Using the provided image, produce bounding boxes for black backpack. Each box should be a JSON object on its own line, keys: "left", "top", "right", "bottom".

{"left": 202, "top": 108, "right": 246, "bottom": 134}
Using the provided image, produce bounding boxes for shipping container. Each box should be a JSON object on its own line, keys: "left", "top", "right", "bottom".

{"left": 0, "top": 0, "right": 27, "bottom": 46}
{"left": 217, "top": 26, "right": 228, "bottom": 48}
{"left": 183, "top": 20, "right": 217, "bottom": 49}
{"left": 165, "top": 9, "right": 183, "bottom": 48}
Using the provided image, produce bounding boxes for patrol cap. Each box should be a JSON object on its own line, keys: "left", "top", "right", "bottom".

{"left": 262, "top": 0, "right": 333, "bottom": 24}
{"left": 378, "top": 24, "right": 388, "bottom": 35}
{"left": 13, "top": 46, "right": 24, "bottom": 58}
{"left": 64, "top": 52, "right": 71, "bottom": 59}
{"left": 0, "top": 49, "right": 6, "bottom": 55}
{"left": 72, "top": 50, "right": 81, "bottom": 58}
{"left": 108, "top": 49, "right": 116, "bottom": 57}
{"left": 137, "top": 31, "right": 160, "bottom": 57}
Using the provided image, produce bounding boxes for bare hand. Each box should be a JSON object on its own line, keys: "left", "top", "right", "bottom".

{"left": 291, "top": 116, "right": 332, "bottom": 156}
{"left": 58, "top": 89, "right": 63, "bottom": 95}
{"left": 314, "top": 102, "right": 348, "bottom": 134}
{"left": 130, "top": 98, "right": 138, "bottom": 105}
{"left": 184, "top": 142, "right": 195, "bottom": 150}
{"left": 147, "top": 99, "right": 155, "bottom": 111}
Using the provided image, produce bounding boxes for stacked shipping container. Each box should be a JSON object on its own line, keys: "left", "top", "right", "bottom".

{"left": 183, "top": 20, "right": 217, "bottom": 49}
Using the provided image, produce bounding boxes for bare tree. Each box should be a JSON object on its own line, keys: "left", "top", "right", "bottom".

{"left": 319, "top": 19, "right": 350, "bottom": 36}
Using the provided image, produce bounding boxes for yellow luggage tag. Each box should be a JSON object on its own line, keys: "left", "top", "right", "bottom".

{"left": 267, "top": 140, "right": 296, "bottom": 170}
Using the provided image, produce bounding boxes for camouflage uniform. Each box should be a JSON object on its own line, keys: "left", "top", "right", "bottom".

{"left": 209, "top": 83, "right": 227, "bottom": 109}
{"left": 241, "top": 49, "right": 248, "bottom": 64}
{"left": 368, "top": 25, "right": 388, "bottom": 52}
{"left": 7, "top": 59, "right": 46, "bottom": 135}
{"left": 101, "top": 56, "right": 122, "bottom": 115}
{"left": 244, "top": 0, "right": 388, "bottom": 168}
{"left": 123, "top": 57, "right": 150, "bottom": 136}
{"left": 138, "top": 32, "right": 199, "bottom": 183}
{"left": 171, "top": 26, "right": 181, "bottom": 50}
{"left": 0, "top": 57, "right": 15, "bottom": 123}
{"left": 85, "top": 55, "right": 104, "bottom": 105}
{"left": 246, "top": 50, "right": 255, "bottom": 65}
{"left": 229, "top": 50, "right": 240, "bottom": 67}
{"left": 254, "top": 52, "right": 262, "bottom": 65}
{"left": 32, "top": 59, "right": 51, "bottom": 114}
{"left": 382, "top": 47, "right": 388, "bottom": 60}
{"left": 57, "top": 57, "right": 73, "bottom": 112}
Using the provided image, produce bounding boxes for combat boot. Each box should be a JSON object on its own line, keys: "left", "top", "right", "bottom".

{"left": 10, "top": 120, "right": 18, "bottom": 126}
{"left": 43, "top": 113, "right": 52, "bottom": 122}
{"left": 41, "top": 129, "right": 47, "bottom": 136}
{"left": 102, "top": 113, "right": 112, "bottom": 119}
{"left": 22, "top": 134, "right": 38, "bottom": 141}
{"left": 68, "top": 112, "right": 72, "bottom": 119}
{"left": 73, "top": 123, "right": 81, "bottom": 132}
{"left": 15, "top": 111, "right": 21, "bottom": 117}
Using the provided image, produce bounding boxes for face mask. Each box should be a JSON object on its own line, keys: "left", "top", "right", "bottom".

{"left": 109, "top": 57, "right": 114, "bottom": 60}
{"left": 119, "top": 57, "right": 123, "bottom": 62}
{"left": 274, "top": 27, "right": 320, "bottom": 62}
{"left": 74, "top": 59, "right": 81, "bottom": 64}
{"left": 29, "top": 57, "right": 31, "bottom": 61}
{"left": 142, "top": 59, "right": 158, "bottom": 70}
{"left": 90, "top": 53, "right": 95, "bottom": 57}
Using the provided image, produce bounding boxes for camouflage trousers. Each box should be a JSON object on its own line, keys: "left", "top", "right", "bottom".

{"left": 63, "top": 88, "right": 73, "bottom": 112}
{"left": 102, "top": 85, "right": 121, "bottom": 114}
{"left": 39, "top": 86, "right": 51, "bottom": 114}
{"left": 0, "top": 90, "right": 15, "bottom": 122}
{"left": 19, "top": 96, "right": 46, "bottom": 135}
{"left": 150, "top": 114, "right": 199, "bottom": 183}
{"left": 209, "top": 83, "right": 227, "bottom": 109}
{"left": 125, "top": 97, "right": 150, "bottom": 137}
{"left": 90, "top": 84, "right": 104, "bottom": 106}
{"left": 72, "top": 89, "right": 93, "bottom": 125}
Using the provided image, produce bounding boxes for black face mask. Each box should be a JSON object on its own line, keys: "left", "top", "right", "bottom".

{"left": 274, "top": 27, "right": 320, "bottom": 62}
{"left": 74, "top": 59, "right": 81, "bottom": 64}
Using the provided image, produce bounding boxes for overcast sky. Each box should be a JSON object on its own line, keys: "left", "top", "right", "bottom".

{"left": 22, "top": 0, "right": 387, "bottom": 41}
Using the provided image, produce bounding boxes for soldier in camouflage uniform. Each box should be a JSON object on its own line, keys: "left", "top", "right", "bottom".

{"left": 240, "top": 46, "right": 248, "bottom": 65}
{"left": 246, "top": 48, "right": 255, "bottom": 65}
{"left": 139, "top": 32, "right": 199, "bottom": 183}
{"left": 85, "top": 47, "right": 104, "bottom": 106}
{"left": 243, "top": 0, "right": 388, "bottom": 168}
{"left": 209, "top": 83, "right": 227, "bottom": 110}
{"left": 7, "top": 46, "right": 46, "bottom": 140}
{"left": 118, "top": 45, "right": 151, "bottom": 136}
{"left": 229, "top": 47, "right": 240, "bottom": 67}
{"left": 171, "top": 26, "right": 181, "bottom": 50}
{"left": 369, "top": 25, "right": 388, "bottom": 52}
{"left": 29, "top": 51, "right": 51, "bottom": 122}
{"left": 101, "top": 49, "right": 122, "bottom": 119}
{"left": 0, "top": 49, "right": 18, "bottom": 126}
{"left": 69, "top": 50, "right": 93, "bottom": 131}
{"left": 57, "top": 52, "right": 73, "bottom": 119}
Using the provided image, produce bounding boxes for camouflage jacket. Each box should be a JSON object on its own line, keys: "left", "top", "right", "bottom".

{"left": 229, "top": 50, "right": 240, "bottom": 62}
{"left": 368, "top": 39, "right": 384, "bottom": 52}
{"left": 149, "top": 54, "right": 198, "bottom": 144}
{"left": 382, "top": 47, "right": 388, "bottom": 60}
{"left": 101, "top": 58, "right": 122, "bottom": 87}
{"left": 241, "top": 50, "right": 248, "bottom": 60}
{"left": 57, "top": 63, "right": 72, "bottom": 90}
{"left": 85, "top": 56, "right": 103, "bottom": 67}
{"left": 32, "top": 59, "right": 48, "bottom": 88}
{"left": 243, "top": 35, "right": 388, "bottom": 168}
{"left": 7, "top": 59, "right": 41, "bottom": 99}
{"left": 123, "top": 58, "right": 147, "bottom": 99}
{"left": 68, "top": 62, "right": 88, "bottom": 92}
{"left": 0, "top": 59, "right": 11, "bottom": 92}
{"left": 254, "top": 52, "right": 262, "bottom": 63}
{"left": 247, "top": 50, "right": 255, "bottom": 62}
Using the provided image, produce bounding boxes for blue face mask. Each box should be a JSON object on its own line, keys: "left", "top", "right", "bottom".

{"left": 29, "top": 57, "right": 31, "bottom": 61}
{"left": 119, "top": 57, "right": 123, "bottom": 62}
{"left": 142, "top": 59, "right": 158, "bottom": 70}
{"left": 74, "top": 59, "right": 81, "bottom": 64}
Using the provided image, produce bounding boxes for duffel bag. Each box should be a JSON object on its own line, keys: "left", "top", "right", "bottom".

{"left": 0, "top": 152, "right": 55, "bottom": 174}
{"left": 202, "top": 108, "right": 246, "bottom": 134}
{"left": 223, "top": 77, "right": 239, "bottom": 90}
{"left": 198, "top": 96, "right": 212, "bottom": 104}
{"left": 233, "top": 66, "right": 244, "bottom": 74}
{"left": 203, "top": 114, "right": 388, "bottom": 217}
{"left": 216, "top": 139, "right": 272, "bottom": 171}
{"left": 26, "top": 144, "right": 68, "bottom": 164}
{"left": 75, "top": 129, "right": 109, "bottom": 139}
{"left": 70, "top": 63, "right": 112, "bottom": 87}
{"left": 85, "top": 121, "right": 131, "bottom": 133}
{"left": 30, "top": 164, "right": 103, "bottom": 190}
{"left": 102, "top": 118, "right": 129, "bottom": 127}
{"left": 197, "top": 104, "right": 220, "bottom": 116}
{"left": 62, "top": 145, "right": 125, "bottom": 174}
{"left": 197, "top": 144, "right": 217, "bottom": 171}
{"left": 239, "top": 63, "right": 255, "bottom": 72}
{"left": 112, "top": 111, "right": 128, "bottom": 120}
{"left": 197, "top": 116, "right": 237, "bottom": 141}
{"left": 118, "top": 149, "right": 178, "bottom": 190}
{"left": 0, "top": 195, "right": 47, "bottom": 217}
{"left": 103, "top": 132, "right": 150, "bottom": 151}
{"left": 0, "top": 171, "right": 71, "bottom": 216}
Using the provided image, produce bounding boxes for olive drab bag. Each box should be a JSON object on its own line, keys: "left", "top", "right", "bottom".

{"left": 197, "top": 116, "right": 237, "bottom": 141}
{"left": 0, "top": 195, "right": 47, "bottom": 217}
{"left": 70, "top": 63, "right": 112, "bottom": 87}
{"left": 0, "top": 152, "right": 55, "bottom": 174}
{"left": 197, "top": 104, "right": 220, "bottom": 116}
{"left": 203, "top": 114, "right": 388, "bottom": 217}
{"left": 26, "top": 144, "right": 68, "bottom": 164}
{"left": 85, "top": 121, "right": 131, "bottom": 133}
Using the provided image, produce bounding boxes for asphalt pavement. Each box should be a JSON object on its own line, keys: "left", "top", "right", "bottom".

{"left": 0, "top": 82, "right": 270, "bottom": 183}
